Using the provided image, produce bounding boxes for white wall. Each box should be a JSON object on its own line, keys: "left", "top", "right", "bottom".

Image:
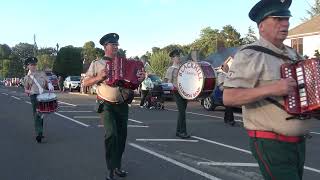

{"left": 303, "top": 35, "right": 320, "bottom": 58}
{"left": 285, "top": 34, "right": 320, "bottom": 58}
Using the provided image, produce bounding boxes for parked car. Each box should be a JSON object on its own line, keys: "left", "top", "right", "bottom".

{"left": 63, "top": 76, "right": 81, "bottom": 92}
{"left": 201, "top": 87, "right": 242, "bottom": 112}
{"left": 160, "top": 82, "right": 175, "bottom": 99}
{"left": 201, "top": 87, "right": 224, "bottom": 111}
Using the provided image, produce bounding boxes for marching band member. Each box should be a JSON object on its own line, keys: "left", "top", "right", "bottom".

{"left": 164, "top": 49, "right": 190, "bottom": 139}
{"left": 24, "top": 57, "right": 54, "bottom": 143}
{"left": 223, "top": 0, "right": 313, "bottom": 179}
{"left": 83, "top": 33, "right": 145, "bottom": 180}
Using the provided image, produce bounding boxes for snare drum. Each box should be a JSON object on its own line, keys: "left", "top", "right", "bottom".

{"left": 177, "top": 61, "right": 216, "bottom": 100}
{"left": 36, "top": 93, "right": 58, "bottom": 113}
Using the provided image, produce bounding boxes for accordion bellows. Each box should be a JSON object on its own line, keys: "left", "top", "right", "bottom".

{"left": 105, "top": 57, "right": 144, "bottom": 90}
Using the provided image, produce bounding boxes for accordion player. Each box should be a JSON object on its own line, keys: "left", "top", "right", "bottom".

{"left": 104, "top": 56, "right": 144, "bottom": 90}
{"left": 280, "top": 58, "right": 320, "bottom": 115}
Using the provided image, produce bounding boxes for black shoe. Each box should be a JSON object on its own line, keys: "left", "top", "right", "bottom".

{"left": 36, "top": 135, "right": 42, "bottom": 143}
{"left": 115, "top": 168, "right": 128, "bottom": 177}
{"left": 106, "top": 170, "right": 116, "bottom": 180}
{"left": 176, "top": 132, "right": 190, "bottom": 139}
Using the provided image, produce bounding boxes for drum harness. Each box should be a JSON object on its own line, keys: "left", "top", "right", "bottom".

{"left": 241, "top": 45, "right": 320, "bottom": 122}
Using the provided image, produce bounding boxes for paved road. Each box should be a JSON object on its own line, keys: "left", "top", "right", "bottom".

{"left": 0, "top": 86, "right": 319, "bottom": 180}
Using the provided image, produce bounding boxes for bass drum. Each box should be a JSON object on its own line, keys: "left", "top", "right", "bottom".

{"left": 177, "top": 61, "right": 216, "bottom": 100}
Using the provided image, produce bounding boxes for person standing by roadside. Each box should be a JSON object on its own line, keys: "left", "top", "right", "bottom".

{"left": 139, "top": 72, "right": 154, "bottom": 108}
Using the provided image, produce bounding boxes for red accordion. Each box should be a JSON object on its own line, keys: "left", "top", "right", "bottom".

{"left": 105, "top": 57, "right": 144, "bottom": 90}
{"left": 280, "top": 58, "right": 320, "bottom": 115}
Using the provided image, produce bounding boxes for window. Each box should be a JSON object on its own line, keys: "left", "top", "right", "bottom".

{"left": 291, "top": 38, "right": 303, "bottom": 55}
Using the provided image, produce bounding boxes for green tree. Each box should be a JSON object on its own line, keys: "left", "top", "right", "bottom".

{"left": 82, "top": 41, "right": 97, "bottom": 64}
{"left": 303, "top": 0, "right": 320, "bottom": 20}
{"left": 1, "top": 59, "right": 10, "bottom": 78}
{"left": 220, "top": 25, "right": 242, "bottom": 47}
{"left": 315, "top": 50, "right": 320, "bottom": 58}
{"left": 12, "top": 43, "right": 35, "bottom": 59}
{"left": 149, "top": 51, "right": 171, "bottom": 78}
{"left": 0, "top": 44, "right": 12, "bottom": 59}
{"left": 36, "top": 54, "right": 55, "bottom": 71}
{"left": 53, "top": 46, "right": 82, "bottom": 77}
{"left": 242, "top": 26, "right": 258, "bottom": 45}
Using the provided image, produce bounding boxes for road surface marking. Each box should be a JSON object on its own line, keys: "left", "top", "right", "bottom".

{"left": 192, "top": 136, "right": 252, "bottom": 154}
{"left": 129, "top": 118, "right": 143, "bottom": 124}
{"left": 25, "top": 101, "right": 31, "bottom": 104}
{"left": 166, "top": 108, "right": 243, "bottom": 120}
{"left": 136, "top": 139, "right": 198, "bottom": 142}
{"left": 129, "top": 143, "right": 221, "bottom": 180}
{"left": 198, "top": 162, "right": 258, "bottom": 167}
{"left": 98, "top": 125, "right": 149, "bottom": 128}
{"left": 58, "top": 101, "right": 77, "bottom": 106}
{"left": 74, "top": 116, "right": 100, "bottom": 119}
{"left": 310, "top": 131, "right": 320, "bottom": 135}
{"left": 11, "top": 96, "right": 21, "bottom": 100}
{"left": 54, "top": 112, "right": 90, "bottom": 127}
{"left": 58, "top": 110, "right": 93, "bottom": 113}
{"left": 1, "top": 93, "right": 9, "bottom": 95}
{"left": 194, "top": 136, "right": 320, "bottom": 174}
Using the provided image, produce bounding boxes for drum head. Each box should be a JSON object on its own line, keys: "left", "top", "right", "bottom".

{"left": 37, "top": 93, "right": 57, "bottom": 102}
{"left": 177, "top": 61, "right": 205, "bottom": 100}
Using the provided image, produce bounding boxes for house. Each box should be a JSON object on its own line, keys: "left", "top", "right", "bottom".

{"left": 284, "top": 15, "right": 320, "bottom": 58}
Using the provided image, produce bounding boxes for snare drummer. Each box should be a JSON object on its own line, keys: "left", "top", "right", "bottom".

{"left": 83, "top": 33, "right": 145, "bottom": 180}
{"left": 24, "top": 57, "right": 54, "bottom": 143}
{"left": 164, "top": 49, "right": 190, "bottom": 139}
{"left": 223, "top": 0, "right": 313, "bottom": 179}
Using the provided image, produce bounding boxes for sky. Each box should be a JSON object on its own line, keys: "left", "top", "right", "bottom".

{"left": 0, "top": 0, "right": 314, "bottom": 57}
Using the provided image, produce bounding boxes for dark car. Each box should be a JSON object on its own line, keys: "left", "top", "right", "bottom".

{"left": 201, "top": 87, "right": 224, "bottom": 111}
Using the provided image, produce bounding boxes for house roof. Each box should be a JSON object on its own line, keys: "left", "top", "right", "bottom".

{"left": 288, "top": 15, "right": 320, "bottom": 38}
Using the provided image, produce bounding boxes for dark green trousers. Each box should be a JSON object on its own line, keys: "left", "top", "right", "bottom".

{"left": 30, "top": 94, "right": 43, "bottom": 136}
{"left": 174, "top": 92, "right": 188, "bottom": 134}
{"left": 102, "top": 102, "right": 128, "bottom": 171}
{"left": 249, "top": 137, "right": 306, "bottom": 180}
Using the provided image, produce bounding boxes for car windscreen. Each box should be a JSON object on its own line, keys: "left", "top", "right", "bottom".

{"left": 148, "top": 75, "right": 162, "bottom": 83}
{"left": 70, "top": 76, "right": 81, "bottom": 81}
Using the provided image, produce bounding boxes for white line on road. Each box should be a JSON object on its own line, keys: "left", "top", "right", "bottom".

{"left": 194, "top": 136, "right": 320, "bottom": 174}
{"left": 310, "top": 131, "right": 320, "bottom": 135}
{"left": 128, "top": 125, "right": 149, "bottom": 128}
{"left": 136, "top": 139, "right": 198, "bottom": 142}
{"left": 11, "top": 96, "right": 21, "bottom": 100}
{"left": 74, "top": 116, "right": 100, "bottom": 119}
{"left": 166, "top": 108, "right": 243, "bottom": 119}
{"left": 59, "top": 110, "right": 93, "bottom": 113}
{"left": 58, "top": 101, "right": 77, "bottom": 106}
{"left": 192, "top": 136, "right": 252, "bottom": 154}
{"left": 198, "top": 162, "right": 258, "bottom": 167}
{"left": 97, "top": 125, "right": 149, "bottom": 128}
{"left": 54, "top": 112, "right": 90, "bottom": 127}
{"left": 129, "top": 118, "right": 143, "bottom": 124}
{"left": 25, "top": 101, "right": 31, "bottom": 104}
{"left": 1, "top": 93, "right": 8, "bottom": 95}
{"left": 129, "top": 143, "right": 221, "bottom": 180}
